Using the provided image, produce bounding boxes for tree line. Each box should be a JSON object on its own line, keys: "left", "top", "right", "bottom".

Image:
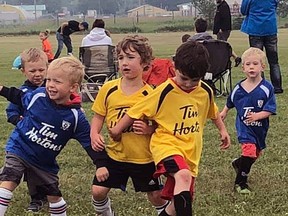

{"left": 2, "top": 0, "right": 288, "bottom": 18}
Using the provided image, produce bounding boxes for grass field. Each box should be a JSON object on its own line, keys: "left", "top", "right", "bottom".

{"left": 0, "top": 30, "right": 287, "bottom": 216}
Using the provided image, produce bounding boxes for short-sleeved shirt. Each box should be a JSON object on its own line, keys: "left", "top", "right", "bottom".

{"left": 5, "top": 87, "right": 91, "bottom": 174}
{"left": 226, "top": 78, "right": 276, "bottom": 150}
{"left": 57, "top": 20, "right": 80, "bottom": 36}
{"left": 91, "top": 78, "right": 154, "bottom": 164}
{"left": 127, "top": 79, "right": 218, "bottom": 177}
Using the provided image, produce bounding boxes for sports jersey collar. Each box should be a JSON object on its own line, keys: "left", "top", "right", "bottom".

{"left": 170, "top": 78, "right": 198, "bottom": 93}
{"left": 47, "top": 92, "right": 82, "bottom": 108}
{"left": 24, "top": 79, "right": 46, "bottom": 88}
{"left": 239, "top": 77, "right": 264, "bottom": 94}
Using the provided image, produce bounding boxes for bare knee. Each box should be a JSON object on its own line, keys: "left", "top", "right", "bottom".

{"left": 0, "top": 181, "right": 18, "bottom": 192}
{"left": 92, "top": 185, "right": 110, "bottom": 201}
{"left": 173, "top": 169, "right": 191, "bottom": 183}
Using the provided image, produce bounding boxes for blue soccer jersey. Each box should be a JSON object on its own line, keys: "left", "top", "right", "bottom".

{"left": 2, "top": 87, "right": 92, "bottom": 174}
{"left": 226, "top": 79, "right": 276, "bottom": 150}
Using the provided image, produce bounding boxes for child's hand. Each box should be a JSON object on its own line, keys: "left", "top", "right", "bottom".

{"left": 219, "top": 111, "right": 227, "bottom": 120}
{"left": 96, "top": 167, "right": 109, "bottom": 182}
{"left": 219, "top": 130, "right": 230, "bottom": 150}
{"left": 246, "top": 111, "right": 258, "bottom": 123}
{"left": 109, "top": 127, "right": 121, "bottom": 142}
{"left": 133, "top": 120, "right": 155, "bottom": 135}
{"left": 91, "top": 133, "right": 105, "bottom": 151}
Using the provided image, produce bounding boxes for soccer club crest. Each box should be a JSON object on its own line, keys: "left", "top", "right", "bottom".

{"left": 61, "top": 120, "right": 71, "bottom": 130}
{"left": 257, "top": 100, "right": 264, "bottom": 108}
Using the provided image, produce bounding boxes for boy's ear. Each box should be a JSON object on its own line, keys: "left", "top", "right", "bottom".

{"left": 21, "top": 67, "right": 25, "bottom": 74}
{"left": 70, "top": 83, "right": 79, "bottom": 93}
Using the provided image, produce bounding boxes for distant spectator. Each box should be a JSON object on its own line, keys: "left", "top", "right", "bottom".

{"left": 240, "top": 0, "right": 283, "bottom": 94}
{"left": 39, "top": 29, "right": 54, "bottom": 63}
{"left": 189, "top": 18, "right": 241, "bottom": 67}
{"left": 81, "top": 19, "right": 112, "bottom": 47}
{"left": 181, "top": 34, "right": 191, "bottom": 43}
{"left": 213, "top": 0, "right": 232, "bottom": 41}
{"left": 54, "top": 20, "right": 89, "bottom": 59}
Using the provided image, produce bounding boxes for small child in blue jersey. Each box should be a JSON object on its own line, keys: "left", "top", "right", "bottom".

{"left": 220, "top": 47, "right": 276, "bottom": 194}
{"left": 0, "top": 56, "right": 98, "bottom": 216}
{"left": 6, "top": 48, "right": 48, "bottom": 212}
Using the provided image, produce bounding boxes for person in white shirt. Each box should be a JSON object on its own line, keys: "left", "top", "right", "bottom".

{"left": 81, "top": 19, "right": 112, "bottom": 47}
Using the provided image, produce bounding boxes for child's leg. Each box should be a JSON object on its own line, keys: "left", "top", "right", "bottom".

{"left": 92, "top": 185, "right": 112, "bottom": 215}
{"left": 234, "top": 143, "right": 259, "bottom": 190}
{"left": 0, "top": 182, "right": 18, "bottom": 216}
{"left": 25, "top": 170, "right": 47, "bottom": 212}
{"left": 157, "top": 156, "right": 193, "bottom": 216}
{"left": 146, "top": 190, "right": 170, "bottom": 215}
{"left": 48, "top": 196, "right": 67, "bottom": 216}
{"left": 172, "top": 169, "right": 192, "bottom": 216}
{"left": 0, "top": 154, "right": 26, "bottom": 215}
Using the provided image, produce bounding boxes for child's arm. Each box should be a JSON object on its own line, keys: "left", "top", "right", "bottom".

{"left": 245, "top": 111, "right": 272, "bottom": 123}
{"left": 6, "top": 102, "right": 23, "bottom": 125}
{"left": 212, "top": 113, "right": 231, "bottom": 149}
{"left": 219, "top": 105, "right": 230, "bottom": 120}
{"left": 109, "top": 114, "right": 135, "bottom": 141}
{"left": 0, "top": 86, "right": 23, "bottom": 105}
{"left": 90, "top": 113, "right": 106, "bottom": 151}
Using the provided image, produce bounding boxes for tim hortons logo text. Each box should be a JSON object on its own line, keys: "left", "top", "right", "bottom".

{"left": 242, "top": 107, "right": 262, "bottom": 127}
{"left": 109, "top": 106, "right": 134, "bottom": 133}
{"left": 173, "top": 105, "right": 200, "bottom": 135}
{"left": 25, "top": 122, "right": 62, "bottom": 151}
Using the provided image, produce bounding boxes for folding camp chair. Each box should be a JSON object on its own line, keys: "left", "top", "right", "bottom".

{"left": 201, "top": 39, "right": 233, "bottom": 96}
{"left": 79, "top": 45, "right": 118, "bottom": 102}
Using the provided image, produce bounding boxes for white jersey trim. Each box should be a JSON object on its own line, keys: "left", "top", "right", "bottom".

{"left": 71, "top": 109, "right": 78, "bottom": 133}
{"left": 260, "top": 84, "right": 270, "bottom": 98}
{"left": 27, "top": 92, "right": 46, "bottom": 110}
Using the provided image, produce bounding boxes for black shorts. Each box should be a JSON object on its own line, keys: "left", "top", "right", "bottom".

{"left": 93, "top": 157, "right": 162, "bottom": 192}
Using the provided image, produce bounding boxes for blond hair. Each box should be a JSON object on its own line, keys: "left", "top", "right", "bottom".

{"left": 241, "top": 47, "right": 266, "bottom": 65}
{"left": 49, "top": 56, "right": 84, "bottom": 85}
{"left": 20, "top": 48, "right": 48, "bottom": 68}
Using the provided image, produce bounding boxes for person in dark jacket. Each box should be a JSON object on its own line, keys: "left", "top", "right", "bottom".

{"left": 241, "top": 0, "right": 283, "bottom": 94}
{"left": 213, "top": 0, "right": 232, "bottom": 41}
{"left": 54, "top": 20, "right": 89, "bottom": 59}
{"left": 190, "top": 18, "right": 241, "bottom": 67}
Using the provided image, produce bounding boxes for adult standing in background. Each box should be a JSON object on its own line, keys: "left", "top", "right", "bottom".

{"left": 54, "top": 20, "right": 89, "bottom": 59}
{"left": 213, "top": 0, "right": 232, "bottom": 41}
{"left": 81, "top": 19, "right": 112, "bottom": 47}
{"left": 241, "top": 0, "right": 283, "bottom": 94}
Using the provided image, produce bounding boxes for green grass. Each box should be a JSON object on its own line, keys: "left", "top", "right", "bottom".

{"left": 0, "top": 30, "right": 287, "bottom": 216}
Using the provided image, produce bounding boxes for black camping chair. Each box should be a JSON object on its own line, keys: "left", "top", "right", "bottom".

{"left": 201, "top": 39, "right": 233, "bottom": 96}
{"left": 79, "top": 45, "right": 118, "bottom": 102}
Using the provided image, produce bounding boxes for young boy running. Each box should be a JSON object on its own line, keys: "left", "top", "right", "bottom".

{"left": 5, "top": 48, "right": 48, "bottom": 212}
{"left": 220, "top": 47, "right": 276, "bottom": 194}
{"left": 90, "top": 35, "right": 168, "bottom": 216}
{"left": 0, "top": 56, "right": 99, "bottom": 216}
{"left": 109, "top": 40, "right": 230, "bottom": 216}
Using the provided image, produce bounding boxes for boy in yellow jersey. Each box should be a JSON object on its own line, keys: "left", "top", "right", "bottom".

{"left": 110, "top": 40, "right": 231, "bottom": 216}
{"left": 90, "top": 35, "right": 168, "bottom": 216}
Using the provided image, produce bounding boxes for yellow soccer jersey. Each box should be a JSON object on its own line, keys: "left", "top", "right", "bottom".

{"left": 91, "top": 78, "right": 154, "bottom": 164}
{"left": 127, "top": 79, "right": 218, "bottom": 176}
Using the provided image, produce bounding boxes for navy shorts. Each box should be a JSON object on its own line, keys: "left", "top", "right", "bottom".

{"left": 93, "top": 157, "right": 162, "bottom": 192}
